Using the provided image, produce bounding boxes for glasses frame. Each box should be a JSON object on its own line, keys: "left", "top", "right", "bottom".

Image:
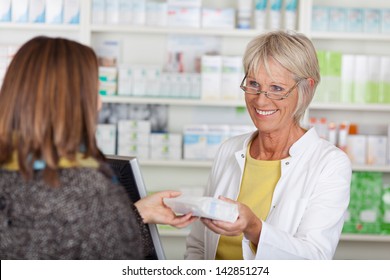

{"left": 240, "top": 75, "right": 302, "bottom": 100}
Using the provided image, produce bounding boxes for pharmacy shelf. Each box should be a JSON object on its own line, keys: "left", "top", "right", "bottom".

{"left": 0, "top": 23, "right": 80, "bottom": 31}
{"left": 310, "top": 31, "right": 390, "bottom": 42}
{"left": 91, "top": 25, "right": 264, "bottom": 38}
{"left": 139, "top": 159, "right": 213, "bottom": 168}
{"left": 102, "top": 96, "right": 390, "bottom": 111}
{"left": 340, "top": 234, "right": 390, "bottom": 242}
{"left": 310, "top": 103, "right": 390, "bottom": 112}
{"left": 101, "top": 96, "right": 246, "bottom": 107}
{"left": 352, "top": 165, "right": 390, "bottom": 172}
{"left": 139, "top": 160, "right": 390, "bottom": 173}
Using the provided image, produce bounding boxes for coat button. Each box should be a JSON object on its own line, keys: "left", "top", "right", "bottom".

{"left": 285, "top": 162, "right": 289, "bottom": 165}
{"left": 241, "top": 154, "right": 245, "bottom": 158}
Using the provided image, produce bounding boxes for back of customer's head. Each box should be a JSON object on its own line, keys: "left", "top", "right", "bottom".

{"left": 243, "top": 30, "right": 320, "bottom": 122}
{"left": 0, "top": 36, "right": 103, "bottom": 186}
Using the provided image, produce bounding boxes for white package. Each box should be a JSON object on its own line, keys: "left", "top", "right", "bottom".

{"left": 12, "top": 0, "right": 29, "bottom": 23}
{"left": 63, "top": 0, "right": 80, "bottom": 24}
{"left": 45, "top": 0, "right": 63, "bottom": 24}
{"left": 164, "top": 196, "right": 239, "bottom": 223}
{"left": 91, "top": 0, "right": 105, "bottom": 24}
{"left": 29, "top": 0, "right": 45, "bottom": 23}
{"left": 0, "top": 0, "right": 11, "bottom": 22}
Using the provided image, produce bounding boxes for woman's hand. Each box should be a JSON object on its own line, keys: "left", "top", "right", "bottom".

{"left": 201, "top": 196, "right": 262, "bottom": 246}
{"left": 134, "top": 191, "right": 197, "bottom": 228}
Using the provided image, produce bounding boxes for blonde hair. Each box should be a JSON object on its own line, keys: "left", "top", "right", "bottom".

{"left": 243, "top": 30, "right": 320, "bottom": 123}
{"left": 0, "top": 36, "right": 103, "bottom": 186}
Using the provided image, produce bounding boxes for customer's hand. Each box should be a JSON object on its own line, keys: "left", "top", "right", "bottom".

{"left": 134, "top": 191, "right": 197, "bottom": 228}
{"left": 201, "top": 196, "right": 262, "bottom": 246}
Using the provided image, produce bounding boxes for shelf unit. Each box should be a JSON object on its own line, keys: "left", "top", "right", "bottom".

{"left": 1, "top": 0, "right": 389, "bottom": 260}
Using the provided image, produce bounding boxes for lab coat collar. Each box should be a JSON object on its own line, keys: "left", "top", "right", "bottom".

{"left": 234, "top": 127, "right": 320, "bottom": 168}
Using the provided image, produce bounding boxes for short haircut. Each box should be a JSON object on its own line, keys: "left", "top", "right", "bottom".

{"left": 0, "top": 36, "right": 103, "bottom": 186}
{"left": 242, "top": 30, "right": 320, "bottom": 123}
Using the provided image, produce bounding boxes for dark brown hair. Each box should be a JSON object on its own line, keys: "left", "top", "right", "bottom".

{"left": 0, "top": 36, "right": 104, "bottom": 185}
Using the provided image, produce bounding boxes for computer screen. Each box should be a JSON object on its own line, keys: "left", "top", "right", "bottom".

{"left": 106, "top": 155, "right": 166, "bottom": 260}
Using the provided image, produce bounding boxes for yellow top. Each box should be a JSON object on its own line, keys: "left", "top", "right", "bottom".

{"left": 215, "top": 145, "right": 281, "bottom": 260}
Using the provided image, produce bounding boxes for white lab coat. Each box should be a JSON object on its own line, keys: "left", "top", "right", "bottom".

{"left": 185, "top": 128, "right": 351, "bottom": 260}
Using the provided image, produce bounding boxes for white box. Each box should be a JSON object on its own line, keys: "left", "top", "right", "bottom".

{"left": 29, "top": 0, "right": 45, "bottom": 23}
{"left": 91, "top": 0, "right": 105, "bottom": 24}
{"left": 117, "top": 144, "right": 149, "bottom": 159}
{"left": 0, "top": 0, "right": 11, "bottom": 22}
{"left": 353, "top": 55, "right": 368, "bottom": 103}
{"left": 118, "top": 131, "right": 150, "bottom": 146}
{"left": 201, "top": 8, "right": 235, "bottom": 29}
{"left": 328, "top": 7, "right": 347, "bottom": 32}
{"left": 144, "top": 66, "right": 162, "bottom": 97}
{"left": 340, "top": 54, "right": 355, "bottom": 103}
{"left": 99, "top": 81, "right": 117, "bottom": 96}
{"left": 206, "top": 125, "right": 230, "bottom": 160}
{"left": 99, "top": 66, "right": 117, "bottom": 82}
{"left": 45, "top": 0, "right": 63, "bottom": 24}
{"left": 132, "top": 66, "right": 146, "bottom": 96}
{"left": 131, "top": 0, "right": 146, "bottom": 25}
{"left": 382, "top": 9, "right": 390, "bottom": 33}
{"left": 117, "top": 120, "right": 151, "bottom": 133}
{"left": 201, "top": 55, "right": 222, "bottom": 100}
{"left": 118, "top": 65, "right": 133, "bottom": 96}
{"left": 119, "top": 0, "right": 133, "bottom": 24}
{"left": 63, "top": 0, "right": 79, "bottom": 24}
{"left": 346, "top": 135, "right": 367, "bottom": 165}
{"left": 106, "top": 0, "right": 120, "bottom": 24}
{"left": 221, "top": 56, "right": 243, "bottom": 100}
{"left": 96, "top": 124, "right": 116, "bottom": 155}
{"left": 183, "top": 124, "right": 207, "bottom": 160}
{"left": 364, "top": 8, "right": 381, "bottom": 33}
{"left": 146, "top": 1, "right": 168, "bottom": 27}
{"left": 167, "top": 0, "right": 201, "bottom": 7}
{"left": 150, "top": 133, "right": 182, "bottom": 147}
{"left": 167, "top": 6, "right": 201, "bottom": 28}
{"left": 347, "top": 8, "right": 364, "bottom": 33}
{"left": 284, "top": 0, "right": 298, "bottom": 30}
{"left": 367, "top": 135, "right": 387, "bottom": 165}
{"left": 150, "top": 145, "right": 182, "bottom": 160}
{"left": 12, "top": 0, "right": 29, "bottom": 23}
{"left": 311, "top": 6, "right": 329, "bottom": 31}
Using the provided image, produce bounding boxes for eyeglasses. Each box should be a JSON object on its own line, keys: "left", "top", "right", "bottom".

{"left": 240, "top": 75, "right": 302, "bottom": 100}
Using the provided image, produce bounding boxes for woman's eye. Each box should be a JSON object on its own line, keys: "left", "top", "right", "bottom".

{"left": 249, "top": 80, "right": 260, "bottom": 88}
{"left": 269, "top": 85, "right": 284, "bottom": 92}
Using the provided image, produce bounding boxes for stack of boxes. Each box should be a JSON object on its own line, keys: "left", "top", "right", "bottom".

{"left": 183, "top": 124, "right": 254, "bottom": 160}
{"left": 312, "top": 5, "right": 390, "bottom": 34}
{"left": 201, "top": 55, "right": 244, "bottom": 101}
{"left": 150, "top": 133, "right": 182, "bottom": 160}
{"left": 315, "top": 51, "right": 390, "bottom": 104}
{"left": 0, "top": 0, "right": 80, "bottom": 24}
{"left": 117, "top": 120, "right": 151, "bottom": 159}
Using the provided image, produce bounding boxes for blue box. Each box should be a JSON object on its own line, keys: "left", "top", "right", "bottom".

{"left": 311, "top": 6, "right": 329, "bottom": 32}
{"left": 347, "top": 8, "right": 364, "bottom": 33}
{"left": 364, "top": 8, "right": 381, "bottom": 33}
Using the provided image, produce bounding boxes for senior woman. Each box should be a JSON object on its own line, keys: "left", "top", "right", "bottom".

{"left": 185, "top": 30, "right": 351, "bottom": 260}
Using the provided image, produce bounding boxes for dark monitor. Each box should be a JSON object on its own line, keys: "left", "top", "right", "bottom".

{"left": 106, "top": 155, "right": 166, "bottom": 260}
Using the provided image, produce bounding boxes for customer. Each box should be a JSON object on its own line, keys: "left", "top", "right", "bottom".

{"left": 185, "top": 30, "right": 351, "bottom": 260}
{"left": 0, "top": 36, "right": 195, "bottom": 260}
